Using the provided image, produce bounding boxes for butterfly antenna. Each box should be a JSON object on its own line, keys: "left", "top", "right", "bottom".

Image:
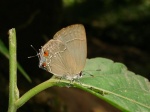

{"left": 28, "top": 45, "right": 40, "bottom": 59}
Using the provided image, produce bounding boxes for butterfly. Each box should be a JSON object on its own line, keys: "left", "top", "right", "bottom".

{"left": 38, "top": 24, "right": 87, "bottom": 80}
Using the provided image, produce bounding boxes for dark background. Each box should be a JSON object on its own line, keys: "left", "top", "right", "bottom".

{"left": 0, "top": 0, "right": 150, "bottom": 111}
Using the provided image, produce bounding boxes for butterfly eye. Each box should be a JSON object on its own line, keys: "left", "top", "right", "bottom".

{"left": 44, "top": 51, "right": 49, "bottom": 57}
{"left": 42, "top": 62, "right": 46, "bottom": 67}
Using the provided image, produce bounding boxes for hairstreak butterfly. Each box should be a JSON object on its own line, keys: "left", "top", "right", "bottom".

{"left": 38, "top": 24, "right": 87, "bottom": 80}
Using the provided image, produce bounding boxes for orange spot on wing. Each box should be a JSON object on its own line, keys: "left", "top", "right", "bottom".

{"left": 42, "top": 62, "right": 46, "bottom": 67}
{"left": 44, "top": 50, "right": 49, "bottom": 57}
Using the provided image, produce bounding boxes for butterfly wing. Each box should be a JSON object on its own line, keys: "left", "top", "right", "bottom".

{"left": 39, "top": 40, "right": 77, "bottom": 77}
{"left": 53, "top": 24, "right": 87, "bottom": 76}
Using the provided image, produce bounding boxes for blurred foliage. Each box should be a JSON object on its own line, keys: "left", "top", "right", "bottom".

{"left": 62, "top": 0, "right": 150, "bottom": 49}
{"left": 1, "top": 0, "right": 150, "bottom": 48}
{"left": 0, "top": 39, "right": 31, "bottom": 82}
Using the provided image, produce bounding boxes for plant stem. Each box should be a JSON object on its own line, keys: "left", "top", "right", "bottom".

{"left": 15, "top": 78, "right": 68, "bottom": 108}
{"left": 8, "top": 28, "right": 18, "bottom": 112}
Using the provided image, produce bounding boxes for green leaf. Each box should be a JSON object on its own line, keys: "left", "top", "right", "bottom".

{"left": 74, "top": 58, "right": 150, "bottom": 112}
{"left": 0, "top": 39, "right": 31, "bottom": 82}
{"left": 15, "top": 57, "right": 150, "bottom": 111}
